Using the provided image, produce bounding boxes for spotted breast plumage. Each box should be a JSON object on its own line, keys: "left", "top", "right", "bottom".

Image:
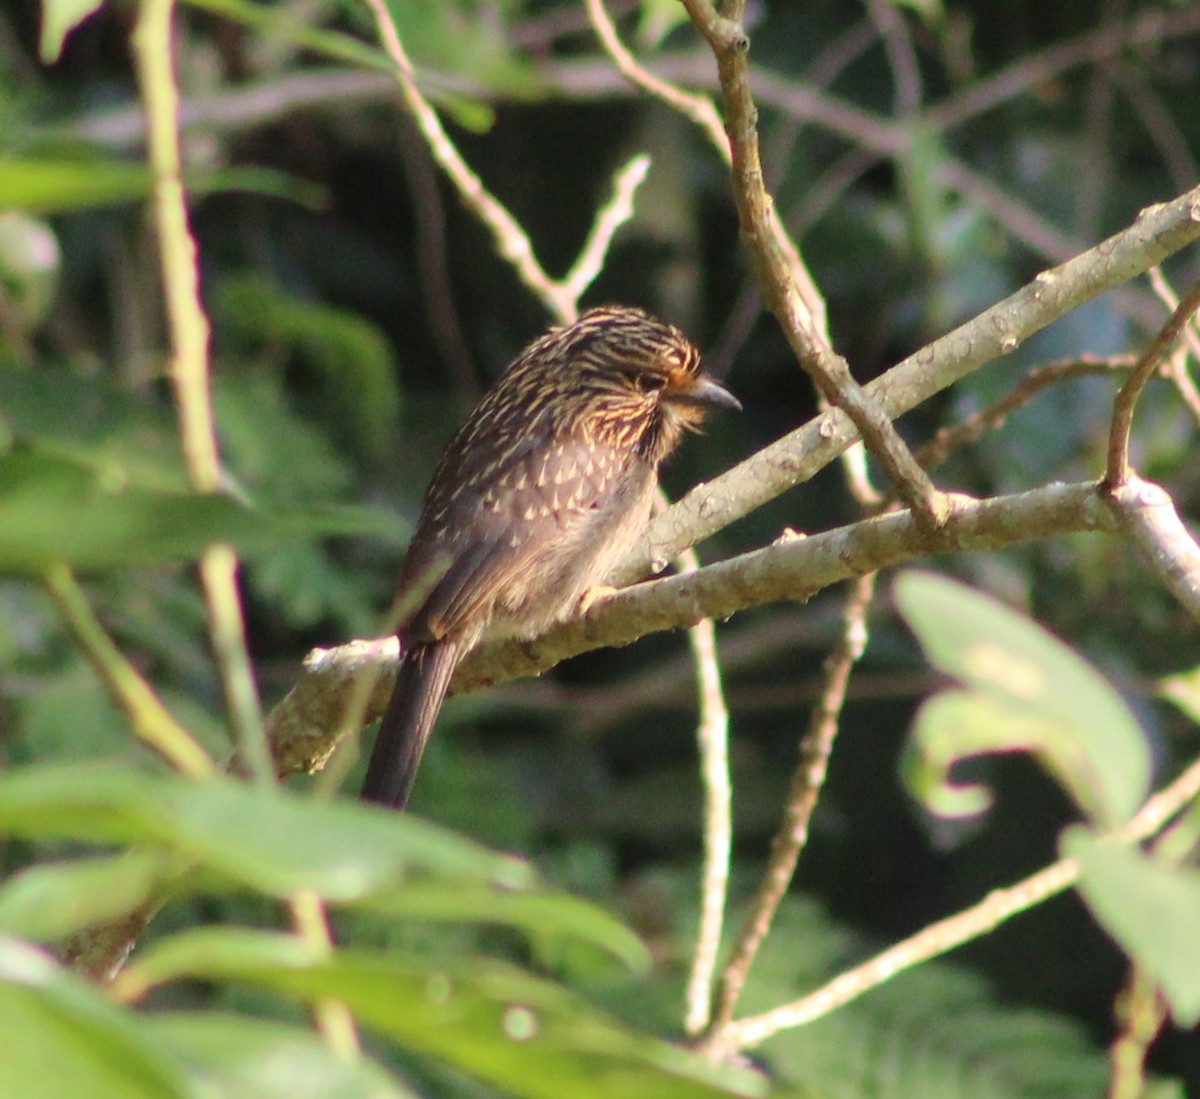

{"left": 362, "top": 305, "right": 740, "bottom": 810}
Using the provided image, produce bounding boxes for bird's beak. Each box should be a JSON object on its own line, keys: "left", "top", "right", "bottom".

{"left": 675, "top": 373, "right": 742, "bottom": 412}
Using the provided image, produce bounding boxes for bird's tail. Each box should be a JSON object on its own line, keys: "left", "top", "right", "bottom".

{"left": 361, "top": 639, "right": 461, "bottom": 810}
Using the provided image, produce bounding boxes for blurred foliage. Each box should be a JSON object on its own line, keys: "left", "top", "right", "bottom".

{"left": 3, "top": 0, "right": 1200, "bottom": 1094}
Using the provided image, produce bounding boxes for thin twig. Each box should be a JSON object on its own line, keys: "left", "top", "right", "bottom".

{"left": 1104, "top": 277, "right": 1200, "bottom": 487}
{"left": 131, "top": 0, "right": 357, "bottom": 1053}
{"left": 916, "top": 356, "right": 1136, "bottom": 472}
{"left": 584, "top": 0, "right": 729, "bottom": 158}
{"left": 704, "top": 752, "right": 1200, "bottom": 1055}
{"left": 1107, "top": 967, "right": 1167, "bottom": 1099}
{"left": 705, "top": 572, "right": 876, "bottom": 1037}
{"left": 1148, "top": 267, "right": 1200, "bottom": 364}
{"left": 680, "top": 0, "right": 948, "bottom": 527}
{"left": 1147, "top": 267, "right": 1200, "bottom": 423}
{"left": 132, "top": 0, "right": 220, "bottom": 493}
{"left": 558, "top": 153, "right": 652, "bottom": 312}
{"left": 626, "top": 183, "right": 1200, "bottom": 582}
{"left": 290, "top": 889, "right": 361, "bottom": 1058}
{"left": 639, "top": 490, "right": 734, "bottom": 1038}
{"left": 132, "top": 0, "right": 274, "bottom": 787}
{"left": 1102, "top": 476, "right": 1200, "bottom": 621}
{"left": 682, "top": 582, "right": 732, "bottom": 1037}
{"left": 43, "top": 565, "right": 215, "bottom": 778}
{"left": 362, "top": 0, "right": 566, "bottom": 319}
{"left": 367, "top": 0, "right": 651, "bottom": 325}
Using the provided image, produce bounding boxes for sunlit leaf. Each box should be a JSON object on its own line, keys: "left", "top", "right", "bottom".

{"left": 147, "top": 1011, "right": 416, "bottom": 1099}
{"left": 895, "top": 572, "right": 1151, "bottom": 827}
{"left": 359, "top": 883, "right": 650, "bottom": 970}
{"left": 0, "top": 765, "right": 532, "bottom": 896}
{"left": 0, "top": 159, "right": 324, "bottom": 214}
{"left": 1159, "top": 664, "right": 1200, "bottom": 726}
{"left": 1065, "top": 826, "right": 1200, "bottom": 1026}
{"left": 39, "top": 0, "right": 105, "bottom": 63}
{"left": 122, "top": 928, "right": 767, "bottom": 1099}
{"left": 0, "top": 851, "right": 177, "bottom": 943}
{"left": 0, "top": 934, "right": 189, "bottom": 1098}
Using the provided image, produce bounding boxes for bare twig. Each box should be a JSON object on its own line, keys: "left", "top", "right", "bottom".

{"left": 626, "top": 184, "right": 1200, "bottom": 583}
{"left": 362, "top": 0, "right": 566, "bottom": 320}
{"left": 558, "top": 153, "right": 652, "bottom": 312}
{"left": 705, "top": 572, "right": 876, "bottom": 1036}
{"left": 1107, "top": 966, "right": 1167, "bottom": 1099}
{"left": 365, "top": 0, "right": 650, "bottom": 325}
{"left": 1147, "top": 267, "right": 1200, "bottom": 422}
{"left": 130, "top": 1, "right": 357, "bottom": 1052}
{"left": 637, "top": 491, "right": 735, "bottom": 1040}
{"left": 584, "top": 0, "right": 728, "bottom": 158}
{"left": 1102, "top": 476, "right": 1200, "bottom": 621}
{"left": 679, "top": 0, "right": 948, "bottom": 528}
{"left": 682, "top": 584, "right": 733, "bottom": 1036}
{"left": 133, "top": 0, "right": 273, "bottom": 786}
{"left": 290, "top": 889, "right": 361, "bottom": 1058}
{"left": 1104, "top": 277, "right": 1200, "bottom": 487}
{"left": 704, "top": 752, "right": 1200, "bottom": 1055}
{"left": 916, "top": 356, "right": 1136, "bottom": 472}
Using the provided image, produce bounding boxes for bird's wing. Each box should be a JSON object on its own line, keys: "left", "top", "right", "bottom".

{"left": 398, "top": 432, "right": 629, "bottom": 643}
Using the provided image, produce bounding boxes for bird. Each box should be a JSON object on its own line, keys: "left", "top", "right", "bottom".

{"left": 361, "top": 305, "right": 740, "bottom": 810}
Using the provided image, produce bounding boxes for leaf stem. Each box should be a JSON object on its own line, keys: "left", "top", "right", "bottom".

{"left": 43, "top": 564, "right": 214, "bottom": 778}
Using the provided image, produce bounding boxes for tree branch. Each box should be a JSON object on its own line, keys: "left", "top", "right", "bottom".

{"left": 625, "top": 184, "right": 1200, "bottom": 583}
{"left": 269, "top": 481, "right": 1118, "bottom": 775}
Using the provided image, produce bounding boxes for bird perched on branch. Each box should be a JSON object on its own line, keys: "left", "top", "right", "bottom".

{"left": 362, "top": 305, "right": 740, "bottom": 810}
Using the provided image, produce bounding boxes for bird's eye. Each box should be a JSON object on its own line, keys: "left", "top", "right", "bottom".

{"left": 632, "top": 371, "right": 668, "bottom": 393}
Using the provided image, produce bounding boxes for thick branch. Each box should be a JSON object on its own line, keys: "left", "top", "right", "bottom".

{"left": 269, "top": 481, "right": 1117, "bottom": 775}
{"left": 623, "top": 185, "right": 1200, "bottom": 582}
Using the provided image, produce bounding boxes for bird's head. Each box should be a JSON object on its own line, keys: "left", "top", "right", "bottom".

{"left": 531, "top": 305, "right": 740, "bottom": 460}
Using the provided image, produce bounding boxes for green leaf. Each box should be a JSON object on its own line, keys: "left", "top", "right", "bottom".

{"left": 0, "top": 369, "right": 188, "bottom": 492}
{"left": 636, "top": 0, "right": 691, "bottom": 48}
{"left": 0, "top": 765, "right": 533, "bottom": 897}
{"left": 0, "top": 446, "right": 397, "bottom": 575}
{"left": 215, "top": 276, "right": 399, "bottom": 465}
{"left": 185, "top": 0, "right": 395, "bottom": 73}
{"left": 147, "top": 1011, "right": 416, "bottom": 1099}
{"left": 1065, "top": 826, "right": 1200, "bottom": 1026}
{"left": 895, "top": 572, "right": 1151, "bottom": 827}
{"left": 39, "top": 0, "right": 105, "bottom": 63}
{"left": 0, "top": 934, "right": 190, "bottom": 1098}
{"left": 0, "top": 159, "right": 324, "bottom": 214}
{"left": 1158, "top": 664, "right": 1200, "bottom": 726}
{"left": 359, "top": 883, "right": 650, "bottom": 971}
{"left": 122, "top": 928, "right": 766, "bottom": 1099}
{"left": 0, "top": 158, "right": 150, "bottom": 214}
{"left": 0, "top": 851, "right": 177, "bottom": 943}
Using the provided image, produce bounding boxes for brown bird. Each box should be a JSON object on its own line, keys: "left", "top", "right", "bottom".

{"left": 362, "top": 305, "right": 740, "bottom": 809}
